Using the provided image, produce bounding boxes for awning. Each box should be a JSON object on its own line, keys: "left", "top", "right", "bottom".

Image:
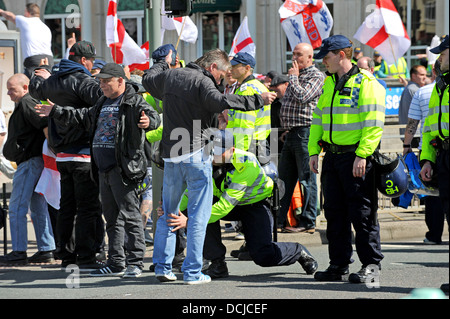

{"left": 191, "top": 0, "right": 242, "bottom": 13}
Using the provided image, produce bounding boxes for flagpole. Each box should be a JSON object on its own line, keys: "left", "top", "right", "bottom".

{"left": 175, "top": 17, "right": 187, "bottom": 51}
{"left": 388, "top": 34, "right": 402, "bottom": 79}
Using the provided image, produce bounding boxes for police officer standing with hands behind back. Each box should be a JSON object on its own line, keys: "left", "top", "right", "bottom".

{"left": 308, "top": 35, "right": 386, "bottom": 284}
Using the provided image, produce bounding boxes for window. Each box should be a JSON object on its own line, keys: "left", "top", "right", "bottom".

{"left": 117, "top": 0, "right": 145, "bottom": 46}
{"left": 199, "top": 12, "right": 240, "bottom": 55}
{"left": 43, "top": 0, "right": 81, "bottom": 60}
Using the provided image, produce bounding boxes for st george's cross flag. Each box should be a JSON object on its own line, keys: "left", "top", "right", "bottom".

{"left": 229, "top": 16, "right": 256, "bottom": 58}
{"left": 106, "top": 0, "right": 148, "bottom": 65}
{"left": 354, "top": 0, "right": 411, "bottom": 65}
{"left": 161, "top": 16, "right": 198, "bottom": 44}
{"left": 279, "top": 0, "right": 333, "bottom": 50}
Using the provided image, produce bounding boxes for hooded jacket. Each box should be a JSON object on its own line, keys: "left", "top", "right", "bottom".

{"left": 29, "top": 58, "right": 103, "bottom": 152}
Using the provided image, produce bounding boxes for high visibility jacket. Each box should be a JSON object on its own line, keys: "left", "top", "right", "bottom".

{"left": 374, "top": 64, "right": 382, "bottom": 78}
{"left": 382, "top": 57, "right": 408, "bottom": 78}
{"left": 308, "top": 69, "right": 386, "bottom": 159}
{"left": 209, "top": 149, "right": 274, "bottom": 223}
{"left": 227, "top": 77, "right": 271, "bottom": 150}
{"left": 420, "top": 77, "right": 449, "bottom": 164}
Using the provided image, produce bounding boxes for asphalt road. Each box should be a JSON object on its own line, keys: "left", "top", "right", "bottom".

{"left": 0, "top": 237, "right": 448, "bottom": 303}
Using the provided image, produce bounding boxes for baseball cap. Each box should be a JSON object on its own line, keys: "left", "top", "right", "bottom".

{"left": 212, "top": 129, "right": 234, "bottom": 155}
{"left": 270, "top": 74, "right": 289, "bottom": 87}
{"left": 354, "top": 47, "right": 362, "bottom": 53}
{"left": 93, "top": 59, "right": 107, "bottom": 70}
{"left": 152, "top": 44, "right": 177, "bottom": 61}
{"left": 374, "top": 50, "right": 381, "bottom": 57}
{"left": 231, "top": 52, "right": 256, "bottom": 69}
{"left": 94, "top": 63, "right": 126, "bottom": 79}
{"left": 314, "top": 35, "right": 353, "bottom": 60}
{"left": 69, "top": 40, "right": 96, "bottom": 58}
{"left": 430, "top": 35, "right": 449, "bottom": 54}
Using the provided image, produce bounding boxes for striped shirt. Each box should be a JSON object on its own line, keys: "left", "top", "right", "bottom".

{"left": 280, "top": 65, "right": 325, "bottom": 129}
{"left": 408, "top": 82, "right": 435, "bottom": 149}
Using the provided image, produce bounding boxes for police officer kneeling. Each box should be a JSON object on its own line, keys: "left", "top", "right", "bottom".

{"left": 309, "top": 35, "right": 386, "bottom": 283}
{"left": 166, "top": 129, "right": 318, "bottom": 278}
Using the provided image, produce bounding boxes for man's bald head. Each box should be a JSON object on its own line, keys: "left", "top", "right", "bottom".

{"left": 7, "top": 73, "right": 30, "bottom": 103}
{"left": 292, "top": 43, "right": 314, "bottom": 70}
{"left": 357, "top": 56, "right": 375, "bottom": 74}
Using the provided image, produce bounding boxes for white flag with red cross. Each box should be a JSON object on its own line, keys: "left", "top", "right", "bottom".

{"left": 354, "top": 0, "right": 411, "bottom": 65}
{"left": 229, "top": 16, "right": 256, "bottom": 58}
{"left": 106, "top": 0, "right": 148, "bottom": 65}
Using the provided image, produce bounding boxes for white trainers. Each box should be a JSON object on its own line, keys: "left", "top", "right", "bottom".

{"left": 123, "top": 265, "right": 143, "bottom": 278}
{"left": 156, "top": 272, "right": 177, "bottom": 283}
{"left": 184, "top": 273, "right": 211, "bottom": 285}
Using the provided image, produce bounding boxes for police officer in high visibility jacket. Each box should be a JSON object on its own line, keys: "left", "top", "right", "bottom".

{"left": 420, "top": 35, "right": 449, "bottom": 232}
{"left": 308, "top": 35, "right": 386, "bottom": 283}
{"left": 167, "top": 129, "right": 318, "bottom": 279}
{"left": 227, "top": 53, "right": 271, "bottom": 163}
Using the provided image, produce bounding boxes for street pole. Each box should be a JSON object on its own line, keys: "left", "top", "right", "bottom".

{"left": 144, "top": 0, "right": 163, "bottom": 239}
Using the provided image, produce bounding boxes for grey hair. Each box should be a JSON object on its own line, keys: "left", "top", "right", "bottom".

{"left": 195, "top": 49, "right": 231, "bottom": 71}
{"left": 366, "top": 57, "right": 375, "bottom": 69}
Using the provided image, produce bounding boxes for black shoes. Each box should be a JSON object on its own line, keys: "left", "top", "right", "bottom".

{"left": 204, "top": 259, "right": 229, "bottom": 279}
{"left": 314, "top": 265, "right": 350, "bottom": 281}
{"left": 28, "top": 251, "right": 55, "bottom": 263}
{"left": 314, "top": 264, "right": 381, "bottom": 283}
{"left": 0, "top": 251, "right": 28, "bottom": 265}
{"left": 298, "top": 245, "right": 318, "bottom": 275}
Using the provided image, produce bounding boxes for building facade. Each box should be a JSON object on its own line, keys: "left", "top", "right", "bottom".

{"left": 1, "top": 0, "right": 449, "bottom": 98}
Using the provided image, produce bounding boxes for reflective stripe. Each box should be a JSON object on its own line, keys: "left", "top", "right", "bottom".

{"left": 222, "top": 192, "right": 240, "bottom": 206}
{"left": 427, "top": 104, "right": 450, "bottom": 116}
{"left": 323, "top": 119, "right": 384, "bottom": 132}
{"left": 359, "top": 104, "right": 386, "bottom": 113}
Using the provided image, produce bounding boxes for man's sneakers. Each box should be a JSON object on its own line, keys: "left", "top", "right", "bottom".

{"left": 156, "top": 272, "right": 178, "bottom": 283}
{"left": 156, "top": 272, "right": 212, "bottom": 285}
{"left": 90, "top": 264, "right": 126, "bottom": 277}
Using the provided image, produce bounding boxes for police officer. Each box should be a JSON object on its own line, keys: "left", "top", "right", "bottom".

{"left": 227, "top": 52, "right": 271, "bottom": 163}
{"left": 167, "top": 129, "right": 318, "bottom": 279}
{"left": 308, "top": 35, "right": 386, "bottom": 283}
{"left": 420, "top": 35, "right": 449, "bottom": 255}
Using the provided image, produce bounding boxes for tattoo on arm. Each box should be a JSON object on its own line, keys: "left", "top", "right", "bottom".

{"left": 406, "top": 118, "right": 419, "bottom": 136}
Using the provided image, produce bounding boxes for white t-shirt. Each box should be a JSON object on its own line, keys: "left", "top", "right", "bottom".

{"left": 15, "top": 15, "right": 52, "bottom": 60}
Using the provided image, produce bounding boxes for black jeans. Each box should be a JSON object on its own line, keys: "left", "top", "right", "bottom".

{"left": 55, "top": 161, "right": 102, "bottom": 264}
{"left": 99, "top": 167, "right": 146, "bottom": 268}
{"left": 204, "top": 200, "right": 303, "bottom": 267}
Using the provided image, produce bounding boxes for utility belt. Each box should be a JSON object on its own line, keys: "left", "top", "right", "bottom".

{"left": 319, "top": 140, "right": 359, "bottom": 154}
{"left": 431, "top": 137, "right": 450, "bottom": 151}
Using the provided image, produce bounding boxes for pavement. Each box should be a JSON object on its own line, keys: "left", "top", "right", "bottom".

{"left": 1, "top": 206, "right": 446, "bottom": 262}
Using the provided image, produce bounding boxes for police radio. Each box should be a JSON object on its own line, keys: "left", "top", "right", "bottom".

{"left": 435, "top": 60, "right": 449, "bottom": 92}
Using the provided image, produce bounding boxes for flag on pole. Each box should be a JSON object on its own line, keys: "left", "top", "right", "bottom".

{"left": 354, "top": 0, "right": 410, "bottom": 65}
{"left": 161, "top": 16, "right": 198, "bottom": 45}
{"left": 106, "top": 0, "right": 147, "bottom": 65}
{"left": 35, "top": 140, "right": 60, "bottom": 210}
{"left": 279, "top": 0, "right": 333, "bottom": 50}
{"left": 129, "top": 41, "right": 150, "bottom": 72}
{"left": 229, "top": 16, "right": 256, "bottom": 57}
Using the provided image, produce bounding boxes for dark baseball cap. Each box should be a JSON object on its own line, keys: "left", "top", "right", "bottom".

{"left": 152, "top": 44, "right": 177, "bottom": 61}
{"left": 354, "top": 47, "right": 362, "bottom": 53}
{"left": 430, "top": 35, "right": 449, "bottom": 54}
{"left": 314, "top": 35, "right": 353, "bottom": 60}
{"left": 270, "top": 74, "right": 289, "bottom": 87}
{"left": 94, "top": 63, "right": 126, "bottom": 79}
{"left": 69, "top": 40, "right": 96, "bottom": 58}
{"left": 213, "top": 129, "right": 234, "bottom": 155}
{"left": 231, "top": 52, "right": 256, "bottom": 69}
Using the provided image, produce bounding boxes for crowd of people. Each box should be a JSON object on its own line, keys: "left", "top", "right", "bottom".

{"left": 0, "top": 4, "right": 448, "bottom": 291}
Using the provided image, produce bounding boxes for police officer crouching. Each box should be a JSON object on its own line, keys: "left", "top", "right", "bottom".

{"left": 309, "top": 35, "right": 386, "bottom": 283}
{"left": 166, "top": 129, "right": 318, "bottom": 278}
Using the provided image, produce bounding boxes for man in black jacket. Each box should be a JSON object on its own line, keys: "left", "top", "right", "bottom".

{"left": 0, "top": 73, "right": 55, "bottom": 265}
{"left": 142, "top": 48, "right": 276, "bottom": 285}
{"left": 36, "top": 63, "right": 161, "bottom": 278}
{"left": 29, "top": 40, "right": 104, "bottom": 271}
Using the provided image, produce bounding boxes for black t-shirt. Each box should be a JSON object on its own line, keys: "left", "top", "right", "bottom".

{"left": 92, "top": 94, "right": 122, "bottom": 172}
{"left": 3, "top": 93, "right": 47, "bottom": 165}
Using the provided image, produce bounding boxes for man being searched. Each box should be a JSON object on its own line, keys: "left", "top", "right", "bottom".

{"left": 35, "top": 63, "right": 161, "bottom": 278}
{"left": 29, "top": 41, "right": 104, "bottom": 271}
{"left": 165, "top": 129, "right": 318, "bottom": 279}
{"left": 142, "top": 48, "right": 276, "bottom": 285}
{"left": 309, "top": 35, "right": 386, "bottom": 283}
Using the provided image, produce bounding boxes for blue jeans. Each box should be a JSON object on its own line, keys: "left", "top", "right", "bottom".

{"left": 153, "top": 150, "right": 213, "bottom": 281}
{"left": 9, "top": 156, "right": 55, "bottom": 252}
{"left": 278, "top": 127, "right": 318, "bottom": 229}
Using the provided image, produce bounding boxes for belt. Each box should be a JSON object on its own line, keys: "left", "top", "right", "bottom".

{"left": 431, "top": 138, "right": 450, "bottom": 151}
{"left": 319, "top": 140, "right": 358, "bottom": 153}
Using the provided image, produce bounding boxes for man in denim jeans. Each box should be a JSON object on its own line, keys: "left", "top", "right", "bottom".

{"left": 277, "top": 43, "right": 325, "bottom": 233}
{"left": 0, "top": 73, "right": 55, "bottom": 265}
{"left": 143, "top": 47, "right": 276, "bottom": 285}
